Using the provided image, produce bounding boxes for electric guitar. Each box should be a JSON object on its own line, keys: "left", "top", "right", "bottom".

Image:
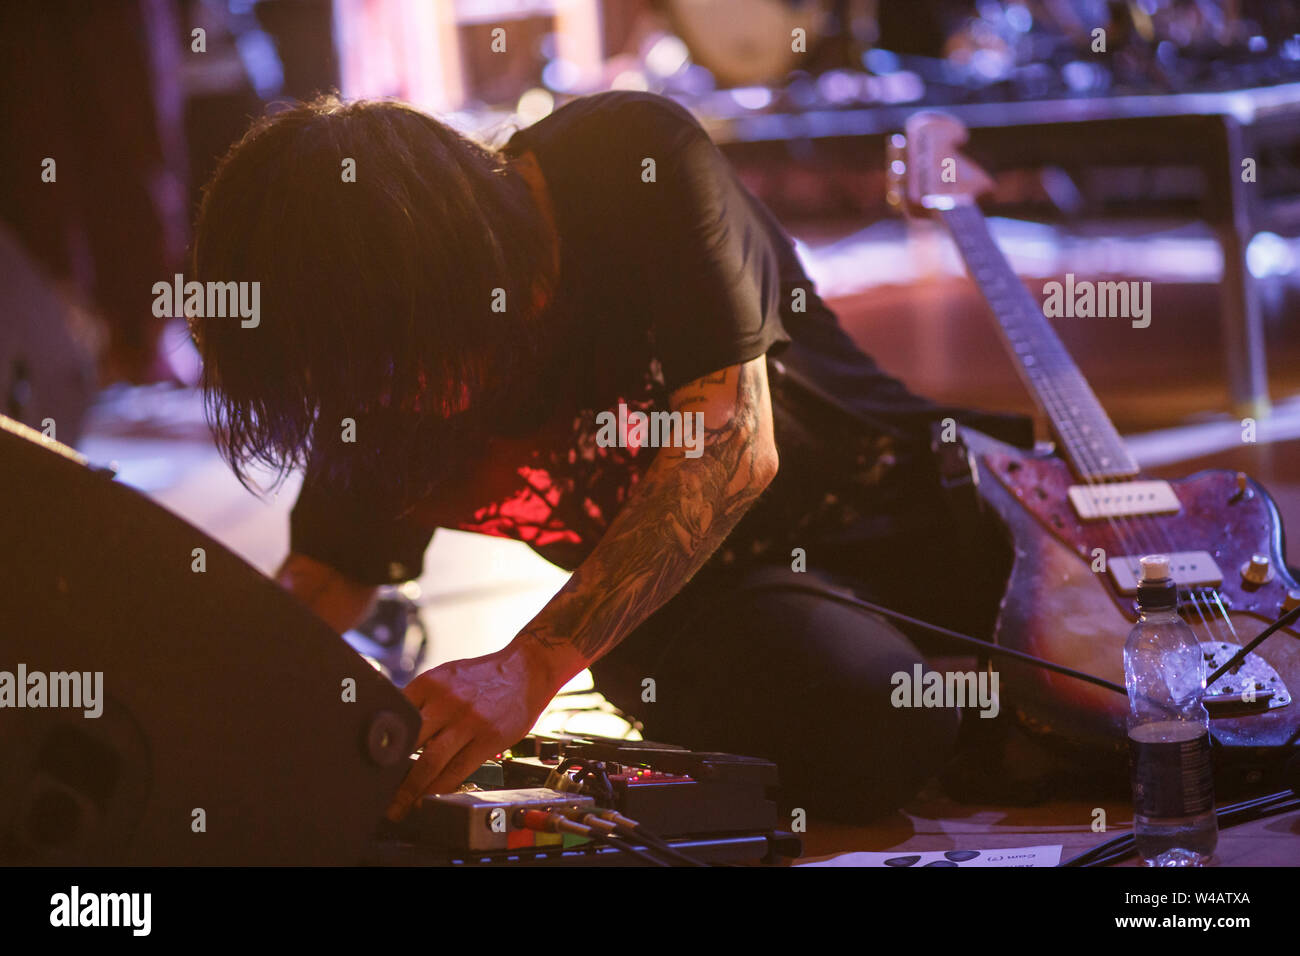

{"left": 888, "top": 112, "right": 1300, "bottom": 763}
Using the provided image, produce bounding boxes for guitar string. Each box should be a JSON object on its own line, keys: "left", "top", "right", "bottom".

{"left": 1126, "top": 455, "right": 1296, "bottom": 682}
{"left": 947, "top": 202, "right": 1220, "bottom": 665}
{"left": 947, "top": 205, "right": 1240, "bottom": 678}
{"left": 949, "top": 207, "right": 1221, "bottom": 623}
{"left": 1200, "top": 588, "right": 1270, "bottom": 699}
{"left": 968, "top": 219, "right": 1247, "bottom": 658}
{"left": 945, "top": 206, "right": 1150, "bottom": 585}
{"left": 1117, "top": 508, "right": 1240, "bottom": 662}
{"left": 947, "top": 205, "right": 1151, "bottom": 570}
{"left": 980, "top": 217, "right": 1247, "bottom": 681}
{"left": 1209, "top": 590, "right": 1242, "bottom": 642}
{"left": 1030, "top": 350, "right": 1246, "bottom": 690}
{"left": 943, "top": 206, "right": 1172, "bottom": 708}
{"left": 1017, "top": 289, "right": 1243, "bottom": 662}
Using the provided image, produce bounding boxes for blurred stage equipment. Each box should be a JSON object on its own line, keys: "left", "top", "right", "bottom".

{"left": 334, "top": 0, "right": 608, "bottom": 113}
{"left": 662, "top": 0, "right": 834, "bottom": 87}
{"left": 344, "top": 587, "right": 430, "bottom": 687}
{"left": 0, "top": 226, "right": 98, "bottom": 449}
{"left": 667, "top": 2, "right": 1300, "bottom": 418}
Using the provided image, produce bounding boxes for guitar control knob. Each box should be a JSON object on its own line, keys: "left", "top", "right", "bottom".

{"left": 1241, "top": 554, "right": 1274, "bottom": 586}
{"left": 1282, "top": 590, "right": 1300, "bottom": 614}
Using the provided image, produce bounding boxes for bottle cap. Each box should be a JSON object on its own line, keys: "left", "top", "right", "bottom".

{"left": 1139, "top": 554, "right": 1171, "bottom": 582}
{"left": 1136, "top": 554, "right": 1177, "bottom": 609}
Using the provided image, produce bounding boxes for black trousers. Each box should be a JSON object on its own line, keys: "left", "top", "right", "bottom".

{"left": 590, "top": 562, "right": 965, "bottom": 824}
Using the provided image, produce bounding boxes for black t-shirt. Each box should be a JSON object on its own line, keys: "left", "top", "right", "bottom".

{"left": 290, "top": 91, "right": 1032, "bottom": 586}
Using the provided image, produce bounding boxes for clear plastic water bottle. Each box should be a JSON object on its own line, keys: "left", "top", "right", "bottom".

{"left": 1123, "top": 554, "right": 1217, "bottom": 866}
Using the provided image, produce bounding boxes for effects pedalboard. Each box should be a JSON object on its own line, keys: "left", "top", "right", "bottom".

{"left": 368, "top": 734, "right": 802, "bottom": 866}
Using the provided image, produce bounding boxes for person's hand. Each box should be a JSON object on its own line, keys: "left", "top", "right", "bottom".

{"left": 385, "top": 639, "right": 564, "bottom": 821}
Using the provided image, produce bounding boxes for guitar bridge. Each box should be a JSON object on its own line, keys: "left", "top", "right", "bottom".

{"left": 1201, "top": 642, "right": 1291, "bottom": 713}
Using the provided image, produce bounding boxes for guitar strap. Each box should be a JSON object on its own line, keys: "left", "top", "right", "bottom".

{"left": 766, "top": 353, "right": 1030, "bottom": 542}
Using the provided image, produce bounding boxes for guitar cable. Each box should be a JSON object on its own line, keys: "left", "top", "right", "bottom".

{"left": 743, "top": 574, "right": 1300, "bottom": 712}
{"left": 1059, "top": 787, "right": 1300, "bottom": 867}
{"left": 1205, "top": 603, "right": 1300, "bottom": 687}
{"left": 541, "top": 761, "right": 715, "bottom": 866}
{"left": 735, "top": 578, "right": 1129, "bottom": 694}
{"left": 734, "top": 579, "right": 1300, "bottom": 751}
{"left": 521, "top": 809, "right": 705, "bottom": 867}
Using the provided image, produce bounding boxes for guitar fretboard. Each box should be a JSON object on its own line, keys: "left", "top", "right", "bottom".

{"left": 939, "top": 203, "right": 1139, "bottom": 481}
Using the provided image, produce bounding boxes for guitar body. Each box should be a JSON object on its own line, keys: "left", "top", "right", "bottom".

{"left": 887, "top": 111, "right": 1300, "bottom": 772}
{"left": 962, "top": 426, "right": 1300, "bottom": 758}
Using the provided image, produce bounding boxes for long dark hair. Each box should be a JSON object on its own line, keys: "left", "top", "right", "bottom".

{"left": 190, "top": 93, "right": 557, "bottom": 505}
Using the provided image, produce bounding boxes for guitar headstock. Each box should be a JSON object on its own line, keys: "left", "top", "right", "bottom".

{"left": 886, "top": 112, "right": 995, "bottom": 218}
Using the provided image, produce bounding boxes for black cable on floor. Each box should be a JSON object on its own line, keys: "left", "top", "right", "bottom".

{"left": 1060, "top": 789, "right": 1300, "bottom": 867}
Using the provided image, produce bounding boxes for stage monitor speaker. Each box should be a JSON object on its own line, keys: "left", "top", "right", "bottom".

{"left": 0, "top": 415, "right": 421, "bottom": 864}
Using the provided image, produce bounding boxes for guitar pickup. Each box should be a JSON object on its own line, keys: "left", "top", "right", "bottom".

{"left": 1109, "top": 551, "right": 1224, "bottom": 595}
{"left": 1068, "top": 480, "right": 1181, "bottom": 520}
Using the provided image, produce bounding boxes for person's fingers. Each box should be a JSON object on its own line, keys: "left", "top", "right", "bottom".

{"left": 423, "top": 740, "right": 493, "bottom": 799}
{"left": 387, "top": 724, "right": 474, "bottom": 820}
{"left": 402, "top": 674, "right": 462, "bottom": 750}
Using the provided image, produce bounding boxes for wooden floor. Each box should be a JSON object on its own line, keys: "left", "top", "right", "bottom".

{"left": 83, "top": 225, "right": 1300, "bottom": 867}
{"left": 799, "top": 791, "right": 1300, "bottom": 866}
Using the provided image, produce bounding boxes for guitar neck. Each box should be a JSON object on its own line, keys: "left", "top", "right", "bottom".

{"left": 938, "top": 203, "right": 1139, "bottom": 481}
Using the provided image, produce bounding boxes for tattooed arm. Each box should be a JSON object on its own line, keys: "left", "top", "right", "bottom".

{"left": 387, "top": 356, "right": 778, "bottom": 816}
{"left": 520, "top": 355, "right": 778, "bottom": 666}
